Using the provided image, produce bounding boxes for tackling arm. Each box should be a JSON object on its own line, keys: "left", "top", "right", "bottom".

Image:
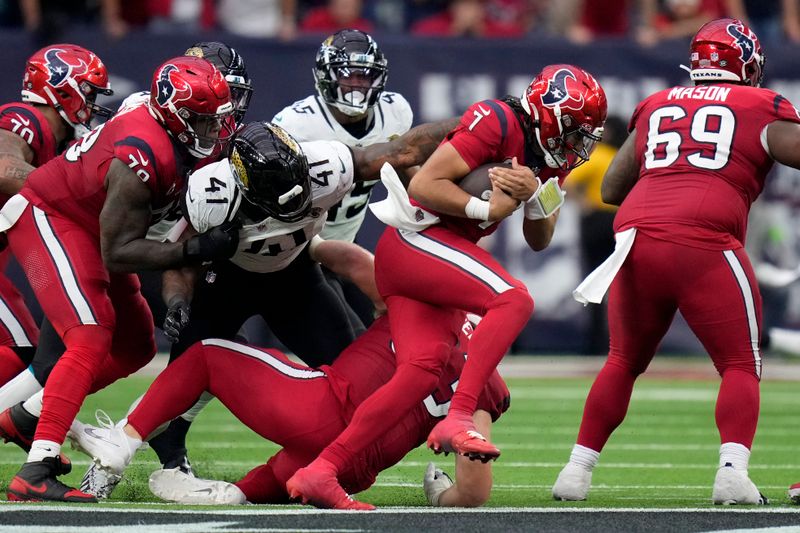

{"left": 0, "top": 130, "right": 35, "bottom": 196}
{"left": 309, "top": 236, "right": 385, "bottom": 315}
{"left": 601, "top": 129, "right": 639, "bottom": 206}
{"left": 352, "top": 117, "right": 460, "bottom": 182}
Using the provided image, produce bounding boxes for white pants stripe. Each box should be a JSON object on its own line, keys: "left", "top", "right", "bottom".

{"left": 32, "top": 207, "right": 97, "bottom": 325}
{"left": 723, "top": 250, "right": 762, "bottom": 378}
{"left": 398, "top": 230, "right": 514, "bottom": 294}
{"left": 201, "top": 338, "right": 326, "bottom": 379}
{"left": 0, "top": 295, "right": 32, "bottom": 347}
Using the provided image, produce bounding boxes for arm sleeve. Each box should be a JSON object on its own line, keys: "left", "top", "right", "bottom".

{"left": 0, "top": 105, "right": 45, "bottom": 153}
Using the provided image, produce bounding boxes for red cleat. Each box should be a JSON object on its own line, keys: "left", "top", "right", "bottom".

{"left": 0, "top": 402, "right": 38, "bottom": 452}
{"left": 7, "top": 457, "right": 96, "bottom": 503}
{"left": 286, "top": 459, "right": 375, "bottom": 511}
{"left": 427, "top": 414, "right": 501, "bottom": 463}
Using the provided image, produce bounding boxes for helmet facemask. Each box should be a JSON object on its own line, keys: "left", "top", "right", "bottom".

{"left": 175, "top": 104, "right": 236, "bottom": 158}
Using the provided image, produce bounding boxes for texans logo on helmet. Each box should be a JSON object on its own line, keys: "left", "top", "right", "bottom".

{"left": 155, "top": 64, "right": 192, "bottom": 107}
{"left": 44, "top": 48, "right": 88, "bottom": 88}
{"left": 727, "top": 23, "right": 755, "bottom": 63}
{"left": 540, "top": 68, "right": 584, "bottom": 112}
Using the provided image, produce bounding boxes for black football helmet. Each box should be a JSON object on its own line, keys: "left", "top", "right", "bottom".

{"left": 313, "top": 29, "right": 388, "bottom": 117}
{"left": 230, "top": 122, "right": 311, "bottom": 223}
{"left": 185, "top": 41, "right": 252, "bottom": 125}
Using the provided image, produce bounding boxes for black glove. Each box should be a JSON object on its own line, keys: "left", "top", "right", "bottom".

{"left": 183, "top": 223, "right": 240, "bottom": 264}
{"left": 163, "top": 299, "right": 191, "bottom": 344}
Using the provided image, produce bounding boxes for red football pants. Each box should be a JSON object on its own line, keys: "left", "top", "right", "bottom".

{"left": 577, "top": 233, "right": 762, "bottom": 451}
{"left": 8, "top": 204, "right": 155, "bottom": 444}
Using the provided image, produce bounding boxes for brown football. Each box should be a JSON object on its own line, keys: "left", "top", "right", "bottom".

{"left": 456, "top": 160, "right": 512, "bottom": 200}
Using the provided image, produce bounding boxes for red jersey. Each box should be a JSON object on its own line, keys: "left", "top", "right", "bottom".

{"left": 616, "top": 84, "right": 800, "bottom": 250}
{"left": 323, "top": 315, "right": 510, "bottom": 493}
{"left": 419, "top": 99, "right": 566, "bottom": 242}
{"left": 21, "top": 105, "right": 191, "bottom": 236}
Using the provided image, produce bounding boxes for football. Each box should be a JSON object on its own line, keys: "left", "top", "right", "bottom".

{"left": 456, "top": 160, "right": 512, "bottom": 200}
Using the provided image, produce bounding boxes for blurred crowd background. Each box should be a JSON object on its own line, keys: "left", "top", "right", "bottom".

{"left": 3, "top": 0, "right": 799, "bottom": 46}
{"left": 2, "top": 0, "right": 800, "bottom": 357}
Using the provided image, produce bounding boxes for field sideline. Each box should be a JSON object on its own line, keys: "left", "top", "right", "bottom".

{"left": 1, "top": 355, "right": 800, "bottom": 531}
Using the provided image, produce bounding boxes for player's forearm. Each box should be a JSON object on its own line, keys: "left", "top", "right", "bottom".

{"left": 162, "top": 267, "right": 197, "bottom": 307}
{"left": 102, "top": 239, "right": 187, "bottom": 272}
{"left": 0, "top": 154, "right": 34, "bottom": 196}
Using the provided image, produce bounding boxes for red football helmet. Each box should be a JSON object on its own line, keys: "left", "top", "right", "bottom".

{"left": 521, "top": 64, "right": 607, "bottom": 171}
{"left": 689, "top": 18, "right": 764, "bottom": 87}
{"left": 148, "top": 56, "right": 235, "bottom": 158}
{"left": 21, "top": 44, "right": 113, "bottom": 128}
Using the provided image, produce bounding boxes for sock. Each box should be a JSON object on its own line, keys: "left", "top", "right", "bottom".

{"left": 719, "top": 442, "right": 750, "bottom": 473}
{"left": 569, "top": 444, "right": 600, "bottom": 471}
{"left": 27, "top": 439, "right": 61, "bottom": 462}
{"left": 576, "top": 362, "right": 637, "bottom": 452}
{"left": 22, "top": 388, "right": 44, "bottom": 417}
{"left": 0, "top": 368, "right": 42, "bottom": 412}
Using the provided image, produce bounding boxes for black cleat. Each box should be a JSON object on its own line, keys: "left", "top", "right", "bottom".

{"left": 0, "top": 402, "right": 37, "bottom": 452}
{"left": 7, "top": 456, "right": 96, "bottom": 502}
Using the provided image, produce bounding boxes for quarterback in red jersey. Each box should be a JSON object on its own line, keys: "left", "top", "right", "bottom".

{"left": 0, "top": 44, "right": 112, "bottom": 389}
{"left": 1, "top": 56, "right": 239, "bottom": 503}
{"left": 68, "top": 314, "right": 509, "bottom": 509}
{"left": 287, "top": 64, "right": 607, "bottom": 508}
{"left": 553, "top": 18, "right": 800, "bottom": 505}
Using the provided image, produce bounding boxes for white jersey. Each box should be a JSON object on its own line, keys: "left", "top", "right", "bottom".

{"left": 272, "top": 91, "right": 412, "bottom": 242}
{"left": 186, "top": 140, "right": 354, "bottom": 273}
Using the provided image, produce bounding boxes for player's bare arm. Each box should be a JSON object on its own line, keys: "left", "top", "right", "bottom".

{"left": 309, "top": 236, "right": 385, "bottom": 315}
{"left": 0, "top": 130, "right": 35, "bottom": 196}
{"left": 352, "top": 117, "right": 461, "bottom": 182}
{"left": 765, "top": 120, "right": 800, "bottom": 168}
{"left": 428, "top": 409, "right": 494, "bottom": 507}
{"left": 523, "top": 210, "right": 559, "bottom": 252}
{"left": 601, "top": 130, "right": 639, "bottom": 205}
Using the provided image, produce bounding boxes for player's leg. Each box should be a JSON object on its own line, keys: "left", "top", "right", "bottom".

{"left": 380, "top": 227, "right": 532, "bottom": 458}
{"left": 5, "top": 206, "right": 113, "bottom": 502}
{"left": 553, "top": 234, "right": 676, "bottom": 501}
{"left": 263, "top": 249, "right": 358, "bottom": 367}
{"left": 322, "top": 265, "right": 373, "bottom": 332}
{"left": 679, "top": 246, "right": 766, "bottom": 504}
{"left": 287, "top": 295, "right": 457, "bottom": 510}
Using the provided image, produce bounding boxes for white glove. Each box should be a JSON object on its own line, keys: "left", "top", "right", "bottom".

{"left": 524, "top": 177, "right": 566, "bottom": 220}
{"left": 424, "top": 461, "right": 453, "bottom": 506}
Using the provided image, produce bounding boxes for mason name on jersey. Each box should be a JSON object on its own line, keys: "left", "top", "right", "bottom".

{"left": 187, "top": 140, "right": 353, "bottom": 273}
{"left": 272, "top": 92, "right": 412, "bottom": 242}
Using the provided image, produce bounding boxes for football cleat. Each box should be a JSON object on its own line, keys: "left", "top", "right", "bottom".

{"left": 286, "top": 459, "right": 375, "bottom": 511}
{"left": 68, "top": 411, "right": 137, "bottom": 476}
{"left": 552, "top": 463, "right": 592, "bottom": 501}
{"left": 149, "top": 468, "right": 246, "bottom": 505}
{"left": 80, "top": 462, "right": 121, "bottom": 499}
{"left": 0, "top": 402, "right": 38, "bottom": 452}
{"left": 712, "top": 464, "right": 768, "bottom": 505}
{"left": 427, "top": 415, "right": 500, "bottom": 462}
{"left": 163, "top": 454, "right": 194, "bottom": 477}
{"left": 7, "top": 456, "right": 96, "bottom": 503}
{"left": 788, "top": 482, "right": 800, "bottom": 504}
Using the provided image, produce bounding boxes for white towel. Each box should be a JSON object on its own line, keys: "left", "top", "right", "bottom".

{"left": 368, "top": 163, "right": 440, "bottom": 232}
{"left": 573, "top": 227, "right": 637, "bottom": 305}
{"left": 0, "top": 194, "right": 29, "bottom": 233}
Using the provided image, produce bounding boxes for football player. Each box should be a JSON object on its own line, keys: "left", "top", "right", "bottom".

{"left": 0, "top": 44, "right": 112, "bottom": 394}
{"left": 68, "top": 312, "right": 509, "bottom": 510}
{"left": 272, "top": 29, "right": 413, "bottom": 331}
{"left": 1, "top": 56, "right": 240, "bottom": 503}
{"left": 552, "top": 18, "right": 800, "bottom": 505}
{"left": 92, "top": 117, "right": 460, "bottom": 498}
{"left": 287, "top": 65, "right": 607, "bottom": 508}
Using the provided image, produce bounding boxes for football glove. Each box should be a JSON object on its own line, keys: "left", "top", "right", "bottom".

{"left": 423, "top": 461, "right": 453, "bottom": 506}
{"left": 183, "top": 221, "right": 240, "bottom": 264}
{"left": 524, "top": 177, "right": 565, "bottom": 220}
{"left": 163, "top": 299, "right": 191, "bottom": 344}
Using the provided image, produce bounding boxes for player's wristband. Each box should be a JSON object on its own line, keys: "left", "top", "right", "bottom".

{"left": 465, "top": 197, "right": 490, "bottom": 221}
{"left": 524, "top": 177, "right": 565, "bottom": 220}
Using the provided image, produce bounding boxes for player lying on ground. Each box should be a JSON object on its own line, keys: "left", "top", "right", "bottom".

{"left": 69, "top": 314, "right": 509, "bottom": 509}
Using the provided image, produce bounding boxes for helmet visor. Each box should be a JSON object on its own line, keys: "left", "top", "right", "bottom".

{"left": 555, "top": 126, "right": 603, "bottom": 170}
{"left": 225, "top": 75, "right": 252, "bottom": 124}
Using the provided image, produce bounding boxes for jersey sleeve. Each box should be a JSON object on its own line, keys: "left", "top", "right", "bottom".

{"left": 383, "top": 92, "right": 414, "bottom": 134}
{"left": 112, "top": 135, "right": 162, "bottom": 194}
{"left": 184, "top": 159, "right": 241, "bottom": 232}
{"left": 271, "top": 98, "right": 319, "bottom": 142}
{"left": 446, "top": 100, "right": 505, "bottom": 170}
{"left": 0, "top": 105, "right": 46, "bottom": 154}
{"left": 302, "top": 140, "right": 354, "bottom": 204}
{"left": 628, "top": 93, "right": 653, "bottom": 133}
{"left": 770, "top": 92, "right": 800, "bottom": 124}
{"left": 117, "top": 91, "right": 151, "bottom": 113}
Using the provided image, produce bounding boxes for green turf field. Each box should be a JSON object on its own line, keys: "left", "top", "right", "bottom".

{"left": 0, "top": 374, "right": 797, "bottom": 508}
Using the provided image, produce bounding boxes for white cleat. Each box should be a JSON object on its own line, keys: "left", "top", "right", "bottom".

{"left": 68, "top": 410, "right": 138, "bottom": 476}
{"left": 552, "top": 463, "right": 592, "bottom": 501}
{"left": 712, "top": 465, "right": 768, "bottom": 505}
{"left": 80, "top": 462, "right": 122, "bottom": 499}
{"left": 149, "top": 468, "right": 246, "bottom": 505}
